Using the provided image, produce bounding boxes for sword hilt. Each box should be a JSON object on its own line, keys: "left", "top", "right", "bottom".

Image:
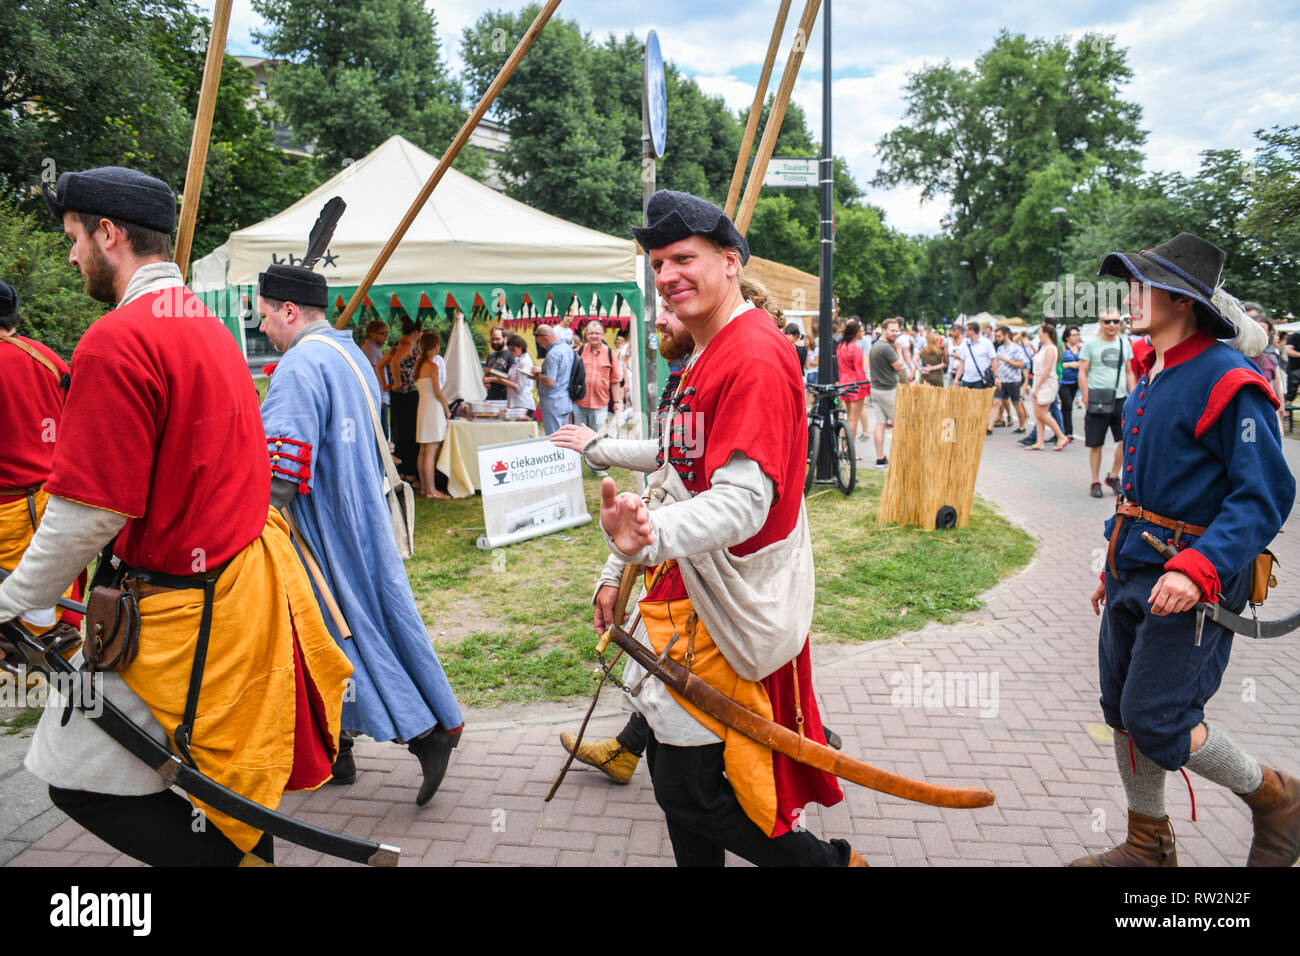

{"left": 596, "top": 562, "right": 642, "bottom": 656}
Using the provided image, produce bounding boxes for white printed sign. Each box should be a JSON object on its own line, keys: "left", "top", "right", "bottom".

{"left": 763, "top": 157, "right": 818, "bottom": 188}
{"left": 476, "top": 437, "right": 591, "bottom": 549}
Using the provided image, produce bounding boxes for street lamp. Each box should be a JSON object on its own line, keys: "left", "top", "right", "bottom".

{"left": 1051, "top": 206, "right": 1067, "bottom": 295}
{"left": 959, "top": 260, "right": 970, "bottom": 319}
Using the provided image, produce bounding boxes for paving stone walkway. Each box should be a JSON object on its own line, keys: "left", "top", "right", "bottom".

{"left": 7, "top": 423, "right": 1299, "bottom": 867}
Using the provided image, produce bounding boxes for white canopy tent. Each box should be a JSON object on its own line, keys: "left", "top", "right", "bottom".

{"left": 192, "top": 134, "right": 637, "bottom": 295}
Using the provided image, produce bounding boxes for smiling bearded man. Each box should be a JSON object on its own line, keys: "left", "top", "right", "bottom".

{"left": 594, "top": 190, "right": 862, "bottom": 867}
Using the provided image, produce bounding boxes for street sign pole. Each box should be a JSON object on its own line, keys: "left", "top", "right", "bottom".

{"left": 816, "top": 0, "right": 836, "bottom": 480}
{"left": 642, "top": 31, "right": 667, "bottom": 459}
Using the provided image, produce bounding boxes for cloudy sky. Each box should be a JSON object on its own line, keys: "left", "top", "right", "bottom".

{"left": 220, "top": 0, "right": 1300, "bottom": 235}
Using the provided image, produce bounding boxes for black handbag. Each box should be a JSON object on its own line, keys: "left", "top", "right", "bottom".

{"left": 1087, "top": 340, "right": 1127, "bottom": 415}
{"left": 967, "top": 342, "right": 995, "bottom": 388}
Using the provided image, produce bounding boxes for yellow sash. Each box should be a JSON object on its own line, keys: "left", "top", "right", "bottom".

{"left": 122, "top": 508, "right": 352, "bottom": 852}
{"left": 640, "top": 597, "right": 779, "bottom": 837}
{"left": 0, "top": 490, "right": 80, "bottom": 633}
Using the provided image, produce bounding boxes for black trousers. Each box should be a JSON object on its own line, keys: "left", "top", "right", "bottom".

{"left": 644, "top": 732, "right": 850, "bottom": 867}
{"left": 390, "top": 390, "right": 419, "bottom": 480}
{"left": 1059, "top": 382, "right": 1079, "bottom": 436}
{"left": 616, "top": 712, "right": 649, "bottom": 757}
{"left": 49, "top": 786, "right": 274, "bottom": 867}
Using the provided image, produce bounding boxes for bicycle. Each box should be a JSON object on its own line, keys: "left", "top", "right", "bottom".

{"left": 804, "top": 379, "right": 869, "bottom": 495}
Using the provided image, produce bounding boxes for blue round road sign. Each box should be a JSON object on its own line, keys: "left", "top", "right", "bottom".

{"left": 644, "top": 31, "right": 667, "bottom": 157}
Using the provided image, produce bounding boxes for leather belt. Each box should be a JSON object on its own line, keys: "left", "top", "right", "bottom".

{"left": 0, "top": 485, "right": 42, "bottom": 526}
{"left": 0, "top": 485, "right": 41, "bottom": 496}
{"left": 1107, "top": 502, "right": 1207, "bottom": 581}
{"left": 122, "top": 560, "right": 233, "bottom": 599}
{"left": 1114, "top": 502, "right": 1207, "bottom": 538}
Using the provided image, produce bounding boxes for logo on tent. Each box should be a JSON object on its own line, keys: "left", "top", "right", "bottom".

{"left": 271, "top": 250, "right": 339, "bottom": 269}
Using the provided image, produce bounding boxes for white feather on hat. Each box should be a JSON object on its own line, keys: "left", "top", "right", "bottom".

{"left": 1212, "top": 287, "right": 1267, "bottom": 357}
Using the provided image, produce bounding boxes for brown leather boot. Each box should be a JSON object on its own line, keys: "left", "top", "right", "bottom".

{"left": 1240, "top": 765, "right": 1300, "bottom": 867}
{"left": 1068, "top": 810, "right": 1176, "bottom": 866}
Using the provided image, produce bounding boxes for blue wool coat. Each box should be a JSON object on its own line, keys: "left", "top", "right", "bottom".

{"left": 1104, "top": 331, "right": 1294, "bottom": 601}
{"left": 261, "top": 328, "right": 463, "bottom": 742}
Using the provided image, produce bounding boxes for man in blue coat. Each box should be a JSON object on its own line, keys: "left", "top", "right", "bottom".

{"left": 258, "top": 264, "right": 464, "bottom": 806}
{"left": 1072, "top": 233, "right": 1298, "bottom": 867}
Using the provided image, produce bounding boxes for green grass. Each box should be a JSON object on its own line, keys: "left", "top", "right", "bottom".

{"left": 2, "top": 705, "right": 42, "bottom": 735}
{"left": 407, "top": 465, "right": 1034, "bottom": 707}
{"left": 805, "top": 469, "right": 1036, "bottom": 642}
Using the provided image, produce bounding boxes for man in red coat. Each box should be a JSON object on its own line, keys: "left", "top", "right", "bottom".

{"left": 0, "top": 281, "right": 83, "bottom": 636}
{"left": 598, "top": 190, "right": 862, "bottom": 866}
{"left": 0, "top": 167, "right": 350, "bottom": 866}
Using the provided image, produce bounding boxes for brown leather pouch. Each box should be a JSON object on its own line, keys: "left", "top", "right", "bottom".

{"left": 1250, "top": 550, "right": 1278, "bottom": 605}
{"left": 84, "top": 584, "right": 140, "bottom": 673}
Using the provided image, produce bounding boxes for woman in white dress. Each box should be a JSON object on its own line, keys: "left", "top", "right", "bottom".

{"left": 415, "top": 331, "right": 451, "bottom": 499}
{"left": 1025, "top": 324, "right": 1071, "bottom": 451}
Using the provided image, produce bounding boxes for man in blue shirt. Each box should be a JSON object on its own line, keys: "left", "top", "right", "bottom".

{"left": 535, "top": 323, "right": 573, "bottom": 434}
{"left": 1071, "top": 233, "right": 1298, "bottom": 868}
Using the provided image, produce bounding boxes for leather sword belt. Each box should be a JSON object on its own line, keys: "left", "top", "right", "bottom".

{"left": 0, "top": 484, "right": 42, "bottom": 525}
{"left": 120, "top": 560, "right": 234, "bottom": 599}
{"left": 1114, "top": 502, "right": 1208, "bottom": 538}
{"left": 1107, "top": 502, "right": 1207, "bottom": 580}
{"left": 104, "top": 557, "right": 233, "bottom": 765}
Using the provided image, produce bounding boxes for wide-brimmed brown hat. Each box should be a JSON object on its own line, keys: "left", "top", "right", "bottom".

{"left": 1098, "top": 232, "right": 1234, "bottom": 339}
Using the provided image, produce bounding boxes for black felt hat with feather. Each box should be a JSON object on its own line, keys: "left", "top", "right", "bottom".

{"left": 258, "top": 197, "right": 346, "bottom": 308}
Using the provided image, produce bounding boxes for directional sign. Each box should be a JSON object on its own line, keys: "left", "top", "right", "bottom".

{"left": 763, "top": 157, "right": 818, "bottom": 188}
{"left": 644, "top": 31, "right": 667, "bottom": 158}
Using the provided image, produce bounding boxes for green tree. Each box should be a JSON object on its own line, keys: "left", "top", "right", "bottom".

{"left": 254, "top": 0, "right": 476, "bottom": 174}
{"left": 1062, "top": 147, "right": 1299, "bottom": 318}
{"left": 0, "top": 202, "right": 105, "bottom": 359}
{"left": 0, "top": 0, "right": 192, "bottom": 205}
{"left": 1, "top": 0, "right": 325, "bottom": 264}
{"left": 462, "top": 7, "right": 625, "bottom": 234}
{"left": 874, "top": 31, "right": 1146, "bottom": 313}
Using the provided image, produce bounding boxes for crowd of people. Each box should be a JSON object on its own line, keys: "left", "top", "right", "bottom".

{"left": 790, "top": 301, "right": 1295, "bottom": 494}
{"left": 353, "top": 310, "right": 632, "bottom": 495}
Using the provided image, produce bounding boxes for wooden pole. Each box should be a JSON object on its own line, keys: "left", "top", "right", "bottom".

{"left": 173, "top": 0, "right": 233, "bottom": 279}
{"left": 335, "top": 0, "right": 563, "bottom": 330}
{"left": 734, "top": 0, "right": 821, "bottom": 237}
{"left": 723, "top": 0, "right": 791, "bottom": 219}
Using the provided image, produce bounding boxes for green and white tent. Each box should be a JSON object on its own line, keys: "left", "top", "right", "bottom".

{"left": 191, "top": 134, "right": 642, "bottom": 351}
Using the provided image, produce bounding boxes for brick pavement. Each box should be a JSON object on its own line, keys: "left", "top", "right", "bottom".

{"left": 7, "top": 424, "right": 1300, "bottom": 867}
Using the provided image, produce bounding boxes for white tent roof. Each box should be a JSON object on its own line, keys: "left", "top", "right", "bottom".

{"left": 195, "top": 135, "right": 636, "bottom": 289}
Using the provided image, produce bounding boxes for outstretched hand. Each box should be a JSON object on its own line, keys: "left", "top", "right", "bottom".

{"left": 550, "top": 423, "right": 596, "bottom": 454}
{"left": 600, "top": 477, "right": 653, "bottom": 556}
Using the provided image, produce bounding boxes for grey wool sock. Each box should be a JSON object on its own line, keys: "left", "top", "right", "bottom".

{"left": 1114, "top": 731, "right": 1167, "bottom": 818}
{"left": 1184, "top": 723, "right": 1264, "bottom": 795}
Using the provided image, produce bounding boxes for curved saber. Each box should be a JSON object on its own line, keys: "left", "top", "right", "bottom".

{"left": 0, "top": 586, "right": 398, "bottom": 866}
{"left": 603, "top": 623, "right": 995, "bottom": 810}
{"left": 1137, "top": 533, "right": 1299, "bottom": 639}
{"left": 1199, "top": 602, "right": 1300, "bottom": 639}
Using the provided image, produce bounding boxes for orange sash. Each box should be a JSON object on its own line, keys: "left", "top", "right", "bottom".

{"left": 640, "top": 597, "right": 780, "bottom": 837}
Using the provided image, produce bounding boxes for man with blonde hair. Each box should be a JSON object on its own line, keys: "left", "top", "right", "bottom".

{"left": 573, "top": 318, "right": 622, "bottom": 432}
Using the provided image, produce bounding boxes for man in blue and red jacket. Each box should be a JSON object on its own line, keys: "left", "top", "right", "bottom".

{"left": 1072, "top": 232, "right": 1298, "bottom": 867}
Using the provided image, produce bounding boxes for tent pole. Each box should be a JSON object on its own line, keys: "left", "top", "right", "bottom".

{"left": 723, "top": 0, "right": 791, "bottom": 219}
{"left": 173, "top": 0, "right": 233, "bottom": 279}
{"left": 334, "top": 0, "right": 563, "bottom": 329}
{"left": 733, "top": 0, "right": 821, "bottom": 237}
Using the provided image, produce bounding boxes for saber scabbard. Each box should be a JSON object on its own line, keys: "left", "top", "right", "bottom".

{"left": 601, "top": 623, "right": 995, "bottom": 810}
{"left": 0, "top": 587, "right": 399, "bottom": 866}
